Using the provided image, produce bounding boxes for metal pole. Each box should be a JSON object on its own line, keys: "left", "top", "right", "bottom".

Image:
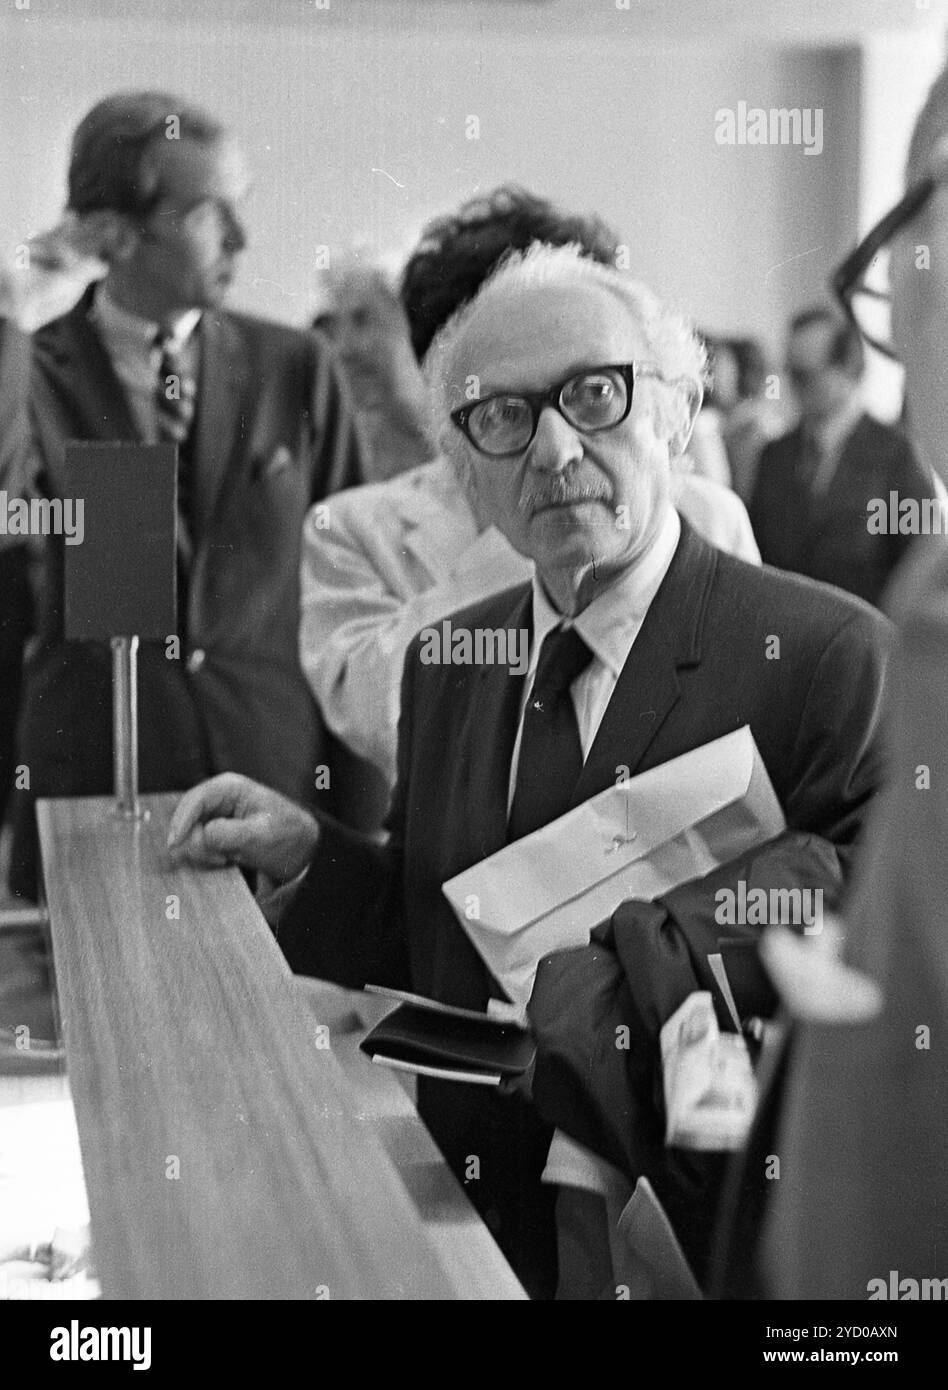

{"left": 111, "top": 634, "right": 147, "bottom": 820}
{"left": 0, "top": 906, "right": 49, "bottom": 933}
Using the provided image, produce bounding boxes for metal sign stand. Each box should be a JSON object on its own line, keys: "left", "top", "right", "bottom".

{"left": 111, "top": 635, "right": 149, "bottom": 821}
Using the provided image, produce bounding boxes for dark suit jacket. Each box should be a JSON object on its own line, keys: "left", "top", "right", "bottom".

{"left": 0, "top": 295, "right": 361, "bottom": 895}
{"left": 748, "top": 412, "right": 932, "bottom": 608}
{"left": 0, "top": 320, "right": 36, "bottom": 827}
{"left": 275, "top": 520, "right": 889, "bottom": 1294}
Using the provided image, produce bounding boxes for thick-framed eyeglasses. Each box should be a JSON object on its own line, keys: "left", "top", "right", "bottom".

{"left": 449, "top": 361, "right": 667, "bottom": 458}
{"left": 832, "top": 173, "right": 938, "bottom": 360}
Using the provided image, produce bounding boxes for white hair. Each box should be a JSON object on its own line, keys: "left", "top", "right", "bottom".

{"left": 423, "top": 241, "right": 708, "bottom": 451}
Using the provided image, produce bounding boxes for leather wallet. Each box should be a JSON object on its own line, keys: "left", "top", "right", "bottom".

{"left": 360, "top": 993, "right": 535, "bottom": 1086}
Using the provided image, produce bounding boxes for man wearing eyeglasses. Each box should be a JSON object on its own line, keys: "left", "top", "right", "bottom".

{"left": 748, "top": 304, "right": 934, "bottom": 609}
{"left": 168, "top": 244, "right": 888, "bottom": 1297}
{"left": 753, "top": 65, "right": 948, "bottom": 1302}
{"left": 0, "top": 92, "right": 361, "bottom": 900}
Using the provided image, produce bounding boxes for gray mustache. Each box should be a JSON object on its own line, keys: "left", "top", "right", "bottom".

{"left": 521, "top": 479, "right": 613, "bottom": 513}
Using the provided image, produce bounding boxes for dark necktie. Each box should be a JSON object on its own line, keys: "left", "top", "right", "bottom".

{"left": 800, "top": 429, "right": 825, "bottom": 499}
{"left": 508, "top": 624, "right": 593, "bottom": 843}
{"left": 155, "top": 335, "right": 197, "bottom": 635}
{"left": 155, "top": 334, "right": 197, "bottom": 546}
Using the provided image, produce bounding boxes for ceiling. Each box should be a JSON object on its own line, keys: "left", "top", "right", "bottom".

{"left": 11, "top": 0, "right": 948, "bottom": 45}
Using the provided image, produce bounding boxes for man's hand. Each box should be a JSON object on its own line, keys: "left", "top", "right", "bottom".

{"left": 167, "top": 773, "right": 320, "bottom": 884}
{"left": 1, "top": 215, "right": 109, "bottom": 332}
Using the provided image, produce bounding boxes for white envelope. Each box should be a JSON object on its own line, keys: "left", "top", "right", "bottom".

{"left": 442, "top": 726, "right": 786, "bottom": 1014}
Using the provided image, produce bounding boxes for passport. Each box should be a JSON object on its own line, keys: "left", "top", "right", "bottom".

{"left": 360, "top": 986, "right": 535, "bottom": 1087}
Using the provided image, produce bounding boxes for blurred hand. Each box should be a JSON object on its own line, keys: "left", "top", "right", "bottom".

{"left": 1, "top": 214, "right": 110, "bottom": 331}
{"left": 167, "top": 773, "right": 320, "bottom": 883}
{"left": 0, "top": 1224, "right": 90, "bottom": 1279}
{"left": 761, "top": 919, "right": 883, "bottom": 1024}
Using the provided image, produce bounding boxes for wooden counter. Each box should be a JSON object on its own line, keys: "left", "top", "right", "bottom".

{"left": 37, "top": 795, "right": 525, "bottom": 1300}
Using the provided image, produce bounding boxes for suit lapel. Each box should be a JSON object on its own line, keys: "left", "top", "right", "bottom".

{"left": 461, "top": 585, "right": 532, "bottom": 862}
{"left": 571, "top": 519, "right": 714, "bottom": 805}
{"left": 191, "top": 311, "right": 249, "bottom": 534}
{"left": 454, "top": 524, "right": 716, "bottom": 859}
{"left": 38, "top": 294, "right": 139, "bottom": 456}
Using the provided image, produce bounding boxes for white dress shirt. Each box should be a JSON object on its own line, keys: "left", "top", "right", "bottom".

{"left": 504, "top": 505, "right": 682, "bottom": 1215}
{"left": 89, "top": 288, "right": 201, "bottom": 442}
{"left": 508, "top": 506, "right": 682, "bottom": 808}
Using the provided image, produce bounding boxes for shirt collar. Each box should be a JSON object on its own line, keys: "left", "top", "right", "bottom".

{"left": 529, "top": 506, "right": 681, "bottom": 679}
{"left": 807, "top": 395, "right": 863, "bottom": 458}
{"left": 91, "top": 284, "right": 202, "bottom": 355}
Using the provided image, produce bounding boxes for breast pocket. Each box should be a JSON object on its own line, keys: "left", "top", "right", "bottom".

{"left": 213, "top": 446, "right": 309, "bottom": 606}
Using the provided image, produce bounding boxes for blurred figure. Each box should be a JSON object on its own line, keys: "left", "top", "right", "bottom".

{"left": 400, "top": 186, "right": 620, "bottom": 361}
{"left": 312, "top": 261, "right": 436, "bottom": 483}
{"left": 719, "top": 336, "right": 785, "bottom": 503}
{"left": 300, "top": 187, "right": 759, "bottom": 802}
{"left": 0, "top": 92, "right": 362, "bottom": 898}
{"left": 758, "top": 63, "right": 948, "bottom": 1301}
{"left": 684, "top": 333, "right": 732, "bottom": 488}
{"left": 749, "top": 305, "right": 934, "bottom": 607}
{"left": 0, "top": 546, "right": 32, "bottom": 832}
{"left": 0, "top": 315, "right": 33, "bottom": 834}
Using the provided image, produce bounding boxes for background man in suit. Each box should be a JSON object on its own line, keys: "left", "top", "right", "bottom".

{"left": 0, "top": 92, "right": 361, "bottom": 899}
{"left": 168, "top": 246, "right": 887, "bottom": 1298}
{"left": 749, "top": 306, "right": 934, "bottom": 607}
{"left": 758, "top": 64, "right": 948, "bottom": 1302}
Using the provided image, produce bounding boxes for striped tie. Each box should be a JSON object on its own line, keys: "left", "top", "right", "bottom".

{"left": 155, "top": 334, "right": 197, "bottom": 542}
{"left": 155, "top": 334, "right": 197, "bottom": 633}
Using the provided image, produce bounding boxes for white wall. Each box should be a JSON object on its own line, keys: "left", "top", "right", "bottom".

{"left": 1, "top": 5, "right": 863, "bottom": 359}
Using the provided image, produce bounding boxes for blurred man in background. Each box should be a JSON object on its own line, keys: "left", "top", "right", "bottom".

{"left": 749, "top": 305, "right": 934, "bottom": 607}
{"left": 312, "top": 261, "right": 435, "bottom": 485}
{"left": 0, "top": 91, "right": 361, "bottom": 898}
{"left": 716, "top": 336, "right": 785, "bottom": 503}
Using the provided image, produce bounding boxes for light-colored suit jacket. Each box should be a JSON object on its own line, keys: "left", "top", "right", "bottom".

{"left": 300, "top": 457, "right": 761, "bottom": 788}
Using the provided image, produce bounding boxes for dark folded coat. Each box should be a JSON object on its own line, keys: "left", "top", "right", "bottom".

{"left": 527, "top": 829, "right": 845, "bottom": 1286}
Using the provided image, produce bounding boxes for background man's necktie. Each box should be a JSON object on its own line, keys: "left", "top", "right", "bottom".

{"left": 155, "top": 335, "right": 197, "bottom": 535}
{"left": 799, "top": 429, "right": 825, "bottom": 501}
{"left": 508, "top": 624, "right": 593, "bottom": 842}
{"left": 155, "top": 335, "right": 198, "bottom": 634}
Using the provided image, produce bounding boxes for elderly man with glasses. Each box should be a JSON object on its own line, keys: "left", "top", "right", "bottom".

{"left": 168, "top": 244, "right": 888, "bottom": 1298}
{"left": 299, "top": 187, "right": 760, "bottom": 824}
